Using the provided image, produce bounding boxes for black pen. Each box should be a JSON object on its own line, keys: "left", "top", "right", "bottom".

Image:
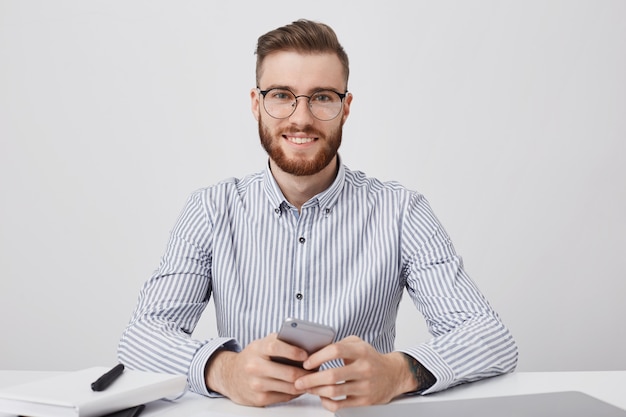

{"left": 91, "top": 364, "right": 125, "bottom": 391}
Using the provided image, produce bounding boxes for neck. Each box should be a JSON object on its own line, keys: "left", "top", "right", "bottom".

{"left": 269, "top": 156, "right": 339, "bottom": 211}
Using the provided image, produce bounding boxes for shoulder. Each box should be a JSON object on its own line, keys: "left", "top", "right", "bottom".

{"left": 181, "top": 171, "right": 265, "bottom": 216}
{"left": 190, "top": 171, "right": 264, "bottom": 199}
{"left": 343, "top": 165, "right": 421, "bottom": 201}
{"left": 341, "top": 166, "right": 437, "bottom": 229}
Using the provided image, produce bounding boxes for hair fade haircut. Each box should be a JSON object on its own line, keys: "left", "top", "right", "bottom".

{"left": 255, "top": 19, "right": 350, "bottom": 89}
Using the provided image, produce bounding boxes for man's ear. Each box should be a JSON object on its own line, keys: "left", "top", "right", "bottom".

{"left": 251, "top": 88, "right": 260, "bottom": 121}
{"left": 341, "top": 92, "right": 353, "bottom": 125}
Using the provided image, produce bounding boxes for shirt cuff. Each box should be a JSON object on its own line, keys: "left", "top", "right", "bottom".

{"left": 188, "top": 337, "right": 241, "bottom": 397}
{"left": 398, "top": 344, "right": 455, "bottom": 395}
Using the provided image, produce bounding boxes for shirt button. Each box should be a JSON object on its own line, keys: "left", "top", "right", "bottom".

{"left": 296, "top": 293, "right": 303, "bottom": 300}
{"left": 298, "top": 237, "right": 306, "bottom": 244}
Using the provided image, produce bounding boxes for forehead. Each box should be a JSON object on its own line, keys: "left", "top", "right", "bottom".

{"left": 258, "top": 50, "right": 346, "bottom": 91}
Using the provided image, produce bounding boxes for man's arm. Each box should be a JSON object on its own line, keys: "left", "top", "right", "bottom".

{"left": 398, "top": 192, "right": 518, "bottom": 394}
{"left": 117, "top": 191, "right": 237, "bottom": 396}
{"left": 295, "top": 192, "right": 517, "bottom": 411}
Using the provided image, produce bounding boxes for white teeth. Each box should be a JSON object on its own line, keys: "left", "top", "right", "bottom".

{"left": 288, "top": 137, "right": 315, "bottom": 144}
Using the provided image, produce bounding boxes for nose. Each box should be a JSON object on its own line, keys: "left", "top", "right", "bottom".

{"left": 289, "top": 95, "right": 315, "bottom": 122}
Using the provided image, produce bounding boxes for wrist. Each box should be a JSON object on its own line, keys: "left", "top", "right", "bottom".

{"left": 205, "top": 349, "right": 236, "bottom": 395}
{"left": 385, "top": 352, "right": 419, "bottom": 395}
{"left": 401, "top": 353, "right": 436, "bottom": 393}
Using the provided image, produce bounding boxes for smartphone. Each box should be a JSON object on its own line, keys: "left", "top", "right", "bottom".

{"left": 271, "top": 317, "right": 336, "bottom": 367}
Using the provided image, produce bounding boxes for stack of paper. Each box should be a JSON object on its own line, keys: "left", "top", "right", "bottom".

{"left": 0, "top": 366, "right": 187, "bottom": 417}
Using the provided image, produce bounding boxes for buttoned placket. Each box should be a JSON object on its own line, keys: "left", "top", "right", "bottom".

{"left": 290, "top": 202, "right": 318, "bottom": 320}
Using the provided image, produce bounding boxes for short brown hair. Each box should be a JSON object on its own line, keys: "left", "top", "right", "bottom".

{"left": 255, "top": 19, "right": 350, "bottom": 88}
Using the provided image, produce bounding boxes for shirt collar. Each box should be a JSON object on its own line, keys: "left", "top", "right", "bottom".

{"left": 262, "top": 155, "right": 346, "bottom": 216}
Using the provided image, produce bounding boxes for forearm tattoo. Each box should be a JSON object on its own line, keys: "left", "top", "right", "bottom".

{"left": 403, "top": 354, "right": 436, "bottom": 392}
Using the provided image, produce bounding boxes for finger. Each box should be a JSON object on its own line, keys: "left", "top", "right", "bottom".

{"left": 258, "top": 377, "right": 308, "bottom": 396}
{"left": 303, "top": 344, "right": 343, "bottom": 370}
{"left": 240, "top": 389, "right": 303, "bottom": 407}
{"left": 303, "top": 339, "right": 361, "bottom": 370}
{"left": 244, "top": 360, "right": 310, "bottom": 395}
{"left": 320, "top": 394, "right": 372, "bottom": 412}
{"left": 266, "top": 335, "right": 310, "bottom": 364}
{"left": 271, "top": 360, "right": 313, "bottom": 384}
{"left": 242, "top": 344, "right": 311, "bottom": 385}
{"left": 295, "top": 365, "right": 349, "bottom": 391}
{"left": 301, "top": 378, "right": 352, "bottom": 400}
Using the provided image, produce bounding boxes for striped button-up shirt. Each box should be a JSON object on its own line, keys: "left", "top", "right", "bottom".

{"left": 118, "top": 160, "right": 518, "bottom": 396}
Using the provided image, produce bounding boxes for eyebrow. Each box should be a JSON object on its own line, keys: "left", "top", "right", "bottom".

{"left": 260, "top": 84, "right": 346, "bottom": 93}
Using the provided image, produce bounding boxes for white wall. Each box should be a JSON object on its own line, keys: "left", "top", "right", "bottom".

{"left": 1, "top": 1, "right": 624, "bottom": 372}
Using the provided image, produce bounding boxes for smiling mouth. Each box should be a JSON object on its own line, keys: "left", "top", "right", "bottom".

{"left": 285, "top": 136, "right": 316, "bottom": 144}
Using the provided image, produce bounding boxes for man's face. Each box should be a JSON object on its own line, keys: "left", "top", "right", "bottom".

{"left": 251, "top": 51, "right": 351, "bottom": 176}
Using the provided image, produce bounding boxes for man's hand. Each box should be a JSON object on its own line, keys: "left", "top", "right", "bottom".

{"left": 293, "top": 336, "right": 419, "bottom": 412}
{"left": 205, "top": 333, "right": 313, "bottom": 407}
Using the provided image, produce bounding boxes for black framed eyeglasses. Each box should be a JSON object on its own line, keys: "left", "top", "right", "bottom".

{"left": 258, "top": 87, "right": 347, "bottom": 121}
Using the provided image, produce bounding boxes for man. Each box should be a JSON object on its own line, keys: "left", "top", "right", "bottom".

{"left": 118, "top": 19, "right": 518, "bottom": 412}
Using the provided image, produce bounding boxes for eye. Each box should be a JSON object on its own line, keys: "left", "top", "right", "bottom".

{"left": 312, "top": 91, "right": 337, "bottom": 103}
{"left": 268, "top": 89, "right": 293, "bottom": 101}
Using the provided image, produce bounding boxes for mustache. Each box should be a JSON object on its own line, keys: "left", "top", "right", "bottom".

{"left": 280, "top": 125, "right": 324, "bottom": 137}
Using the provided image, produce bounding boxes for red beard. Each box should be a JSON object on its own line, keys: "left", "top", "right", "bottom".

{"left": 258, "top": 118, "right": 342, "bottom": 176}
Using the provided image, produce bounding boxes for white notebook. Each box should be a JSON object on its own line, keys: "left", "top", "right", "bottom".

{"left": 0, "top": 366, "right": 187, "bottom": 417}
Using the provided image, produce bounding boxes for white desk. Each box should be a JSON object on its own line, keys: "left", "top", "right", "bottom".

{"left": 1, "top": 370, "right": 625, "bottom": 416}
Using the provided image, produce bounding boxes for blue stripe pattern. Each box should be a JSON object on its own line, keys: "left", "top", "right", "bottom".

{"left": 118, "top": 161, "right": 518, "bottom": 396}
